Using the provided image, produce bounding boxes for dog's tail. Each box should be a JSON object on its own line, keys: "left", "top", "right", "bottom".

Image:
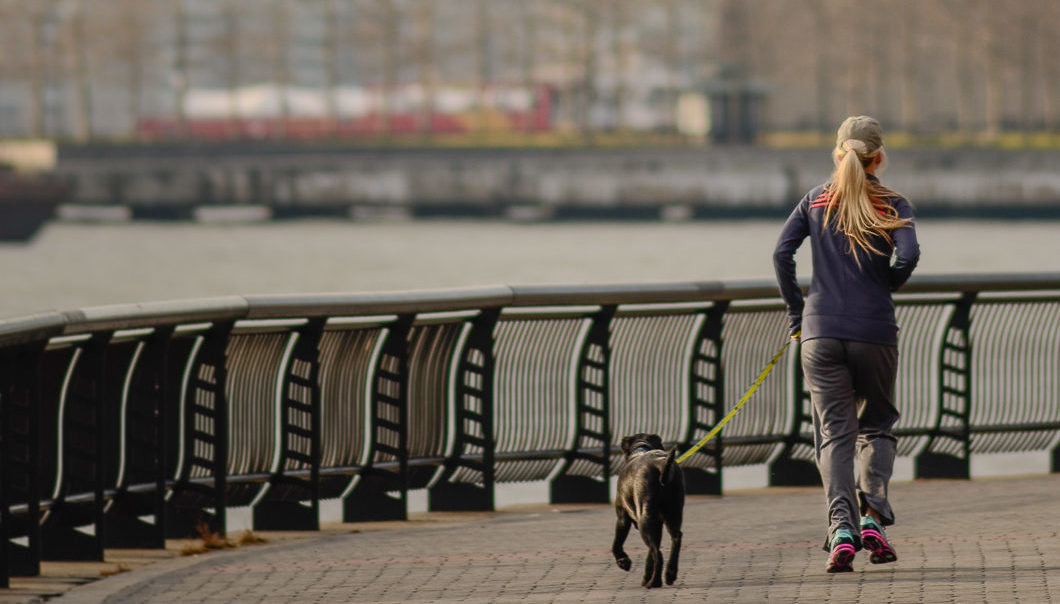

{"left": 659, "top": 448, "right": 678, "bottom": 486}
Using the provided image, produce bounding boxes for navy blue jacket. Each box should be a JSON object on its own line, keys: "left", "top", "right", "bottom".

{"left": 773, "top": 177, "right": 920, "bottom": 346}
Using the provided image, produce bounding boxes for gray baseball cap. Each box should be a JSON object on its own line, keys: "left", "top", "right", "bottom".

{"left": 836, "top": 116, "right": 884, "bottom": 152}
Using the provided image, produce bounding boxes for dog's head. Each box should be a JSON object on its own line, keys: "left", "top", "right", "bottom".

{"left": 620, "top": 433, "right": 665, "bottom": 457}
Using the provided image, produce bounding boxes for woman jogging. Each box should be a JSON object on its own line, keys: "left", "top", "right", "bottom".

{"left": 773, "top": 115, "right": 920, "bottom": 573}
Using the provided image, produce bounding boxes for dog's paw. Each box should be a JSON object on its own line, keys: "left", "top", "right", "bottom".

{"left": 665, "top": 571, "right": 677, "bottom": 585}
{"left": 615, "top": 555, "right": 631, "bottom": 571}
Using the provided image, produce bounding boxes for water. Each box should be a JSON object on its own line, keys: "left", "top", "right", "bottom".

{"left": 3, "top": 216, "right": 1056, "bottom": 521}
{"left": 2, "top": 217, "right": 1059, "bottom": 320}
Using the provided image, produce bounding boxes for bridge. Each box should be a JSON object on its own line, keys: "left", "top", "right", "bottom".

{"left": 2, "top": 273, "right": 1059, "bottom": 600}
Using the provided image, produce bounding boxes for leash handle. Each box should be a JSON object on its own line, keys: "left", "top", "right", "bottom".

{"left": 675, "top": 332, "right": 799, "bottom": 465}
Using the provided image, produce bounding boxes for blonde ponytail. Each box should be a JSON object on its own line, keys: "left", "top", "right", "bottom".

{"left": 825, "top": 118, "right": 911, "bottom": 263}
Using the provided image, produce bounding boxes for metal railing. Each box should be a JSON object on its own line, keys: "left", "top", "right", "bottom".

{"left": 2, "top": 273, "right": 1059, "bottom": 583}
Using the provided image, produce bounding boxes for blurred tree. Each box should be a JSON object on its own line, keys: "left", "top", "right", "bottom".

{"left": 270, "top": 0, "right": 292, "bottom": 138}
{"left": 577, "top": 0, "right": 598, "bottom": 143}
{"left": 64, "top": 0, "right": 92, "bottom": 141}
{"left": 323, "top": 0, "right": 341, "bottom": 134}
{"left": 412, "top": 0, "right": 436, "bottom": 139}
{"left": 352, "top": 0, "right": 402, "bottom": 140}
{"left": 474, "top": 0, "right": 491, "bottom": 138}
{"left": 0, "top": 1, "right": 56, "bottom": 137}
{"left": 518, "top": 1, "right": 539, "bottom": 134}
{"left": 112, "top": 0, "right": 160, "bottom": 138}
{"left": 660, "top": 0, "right": 681, "bottom": 133}
{"left": 1041, "top": 0, "right": 1059, "bottom": 132}
{"left": 943, "top": 1, "right": 977, "bottom": 135}
{"left": 170, "top": 0, "right": 189, "bottom": 138}
{"left": 610, "top": 0, "right": 629, "bottom": 133}
{"left": 222, "top": 0, "right": 243, "bottom": 130}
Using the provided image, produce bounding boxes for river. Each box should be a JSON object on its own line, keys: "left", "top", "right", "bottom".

{"left": 2, "top": 217, "right": 1059, "bottom": 320}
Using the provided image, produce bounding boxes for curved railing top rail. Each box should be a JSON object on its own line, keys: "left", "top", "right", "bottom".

{"left": 2, "top": 272, "right": 1060, "bottom": 347}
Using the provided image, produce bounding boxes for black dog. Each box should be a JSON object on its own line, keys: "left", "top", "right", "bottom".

{"left": 612, "top": 433, "right": 685, "bottom": 588}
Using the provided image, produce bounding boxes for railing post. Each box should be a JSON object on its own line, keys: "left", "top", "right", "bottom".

{"left": 429, "top": 309, "right": 499, "bottom": 511}
{"left": 681, "top": 301, "right": 728, "bottom": 495}
{"left": 770, "top": 341, "right": 822, "bottom": 487}
{"left": 104, "top": 326, "right": 173, "bottom": 549}
{"left": 167, "top": 321, "right": 233, "bottom": 538}
{"left": 1, "top": 342, "right": 46, "bottom": 580}
{"left": 41, "top": 332, "right": 109, "bottom": 561}
{"left": 550, "top": 305, "right": 615, "bottom": 504}
{"left": 917, "top": 292, "right": 976, "bottom": 479}
{"left": 253, "top": 318, "right": 325, "bottom": 530}
{"left": 344, "top": 314, "right": 413, "bottom": 522}
{"left": 1, "top": 391, "right": 4, "bottom": 586}
{"left": 1, "top": 366, "right": 5, "bottom": 587}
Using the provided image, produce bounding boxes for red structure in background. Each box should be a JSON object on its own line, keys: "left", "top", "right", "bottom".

{"left": 137, "top": 86, "right": 554, "bottom": 141}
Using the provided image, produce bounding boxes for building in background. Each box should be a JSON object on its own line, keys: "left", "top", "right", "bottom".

{"left": 0, "top": 0, "right": 1056, "bottom": 145}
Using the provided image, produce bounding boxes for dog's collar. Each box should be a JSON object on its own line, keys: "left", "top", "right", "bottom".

{"left": 632, "top": 445, "right": 654, "bottom": 453}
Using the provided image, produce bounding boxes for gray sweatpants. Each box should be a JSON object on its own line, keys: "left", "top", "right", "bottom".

{"left": 800, "top": 338, "right": 899, "bottom": 551}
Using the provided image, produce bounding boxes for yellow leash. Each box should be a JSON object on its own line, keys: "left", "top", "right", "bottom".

{"left": 676, "top": 332, "right": 800, "bottom": 465}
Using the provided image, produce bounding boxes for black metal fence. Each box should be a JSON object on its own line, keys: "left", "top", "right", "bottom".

{"left": 2, "top": 274, "right": 1059, "bottom": 584}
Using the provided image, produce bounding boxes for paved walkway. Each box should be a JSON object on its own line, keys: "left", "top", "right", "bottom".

{"left": 3, "top": 474, "right": 1058, "bottom": 603}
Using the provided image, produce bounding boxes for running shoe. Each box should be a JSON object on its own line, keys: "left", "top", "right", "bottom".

{"left": 860, "top": 516, "right": 897, "bottom": 564}
{"left": 825, "top": 528, "right": 856, "bottom": 573}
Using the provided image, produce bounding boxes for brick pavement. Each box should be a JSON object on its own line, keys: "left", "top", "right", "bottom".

{"left": 4, "top": 474, "right": 1058, "bottom": 603}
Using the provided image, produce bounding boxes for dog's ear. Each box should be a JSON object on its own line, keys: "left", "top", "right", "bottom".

{"left": 621, "top": 435, "right": 638, "bottom": 455}
{"left": 648, "top": 434, "right": 664, "bottom": 450}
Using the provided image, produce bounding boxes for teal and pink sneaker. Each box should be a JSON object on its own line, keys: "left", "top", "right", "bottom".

{"left": 860, "top": 516, "right": 897, "bottom": 564}
{"left": 825, "top": 528, "right": 856, "bottom": 573}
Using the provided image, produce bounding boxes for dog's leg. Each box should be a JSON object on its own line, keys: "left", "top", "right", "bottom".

{"left": 642, "top": 548, "right": 656, "bottom": 588}
{"left": 612, "top": 511, "right": 632, "bottom": 571}
{"left": 639, "top": 516, "right": 664, "bottom": 588}
{"left": 664, "top": 513, "right": 683, "bottom": 585}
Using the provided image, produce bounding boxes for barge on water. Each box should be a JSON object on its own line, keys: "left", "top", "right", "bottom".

{"left": 0, "top": 164, "right": 69, "bottom": 241}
